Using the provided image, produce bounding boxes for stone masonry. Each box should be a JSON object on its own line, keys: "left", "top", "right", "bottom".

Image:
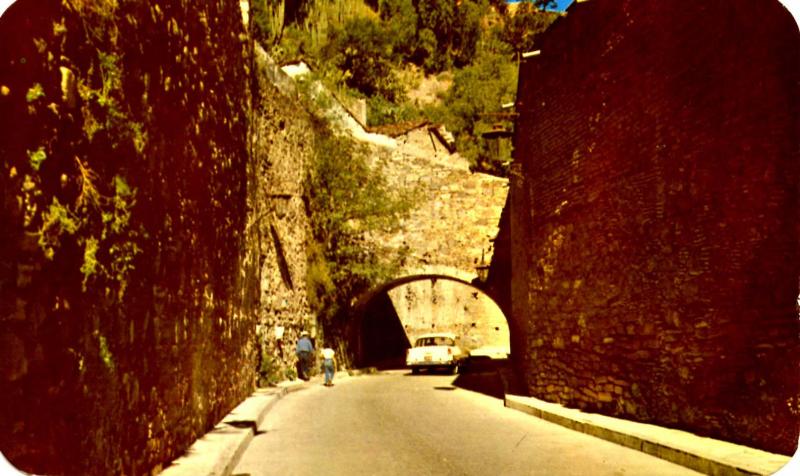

{"left": 0, "top": 3, "right": 319, "bottom": 474}
{"left": 249, "top": 46, "right": 318, "bottom": 383}
{"left": 365, "top": 125, "right": 510, "bottom": 350}
{"left": 374, "top": 126, "right": 508, "bottom": 279}
{"left": 505, "top": 0, "right": 799, "bottom": 454}
{"left": 292, "top": 69, "right": 513, "bottom": 354}
{"left": 388, "top": 279, "right": 510, "bottom": 352}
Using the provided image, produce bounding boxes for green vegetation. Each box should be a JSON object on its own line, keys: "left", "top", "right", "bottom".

{"left": 12, "top": 1, "right": 148, "bottom": 312}
{"left": 427, "top": 47, "right": 519, "bottom": 175}
{"left": 247, "top": 0, "right": 557, "bottom": 352}
{"left": 323, "top": 16, "right": 404, "bottom": 101}
{"left": 304, "top": 115, "right": 414, "bottom": 340}
{"left": 291, "top": 77, "right": 415, "bottom": 342}
{"left": 251, "top": 0, "right": 556, "bottom": 174}
{"left": 27, "top": 147, "right": 47, "bottom": 171}
{"left": 255, "top": 325, "right": 297, "bottom": 386}
{"left": 26, "top": 82, "right": 45, "bottom": 102}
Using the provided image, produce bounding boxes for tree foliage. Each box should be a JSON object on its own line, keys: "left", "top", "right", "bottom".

{"left": 404, "top": 0, "right": 487, "bottom": 73}
{"left": 303, "top": 115, "right": 414, "bottom": 336}
{"left": 324, "top": 17, "right": 404, "bottom": 101}
{"left": 500, "top": 1, "right": 559, "bottom": 57}
{"left": 427, "top": 47, "right": 519, "bottom": 174}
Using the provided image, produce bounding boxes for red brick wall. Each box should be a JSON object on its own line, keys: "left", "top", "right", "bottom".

{"left": 510, "top": 0, "right": 799, "bottom": 454}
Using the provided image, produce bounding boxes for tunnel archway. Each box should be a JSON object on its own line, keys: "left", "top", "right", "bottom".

{"left": 352, "top": 274, "right": 510, "bottom": 368}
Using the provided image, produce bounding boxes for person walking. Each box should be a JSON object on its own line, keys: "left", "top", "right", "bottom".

{"left": 295, "top": 331, "right": 314, "bottom": 381}
{"left": 321, "top": 347, "right": 336, "bottom": 387}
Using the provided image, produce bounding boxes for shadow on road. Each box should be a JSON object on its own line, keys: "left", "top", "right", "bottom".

{"left": 383, "top": 357, "right": 526, "bottom": 400}
{"left": 370, "top": 357, "right": 407, "bottom": 371}
{"left": 451, "top": 358, "right": 525, "bottom": 400}
{"left": 451, "top": 359, "right": 505, "bottom": 399}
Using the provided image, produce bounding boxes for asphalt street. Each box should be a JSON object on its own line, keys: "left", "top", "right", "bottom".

{"left": 233, "top": 370, "right": 702, "bottom": 476}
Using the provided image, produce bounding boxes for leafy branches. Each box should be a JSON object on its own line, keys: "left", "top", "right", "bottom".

{"left": 499, "top": 1, "right": 559, "bottom": 58}
{"left": 324, "top": 17, "right": 404, "bottom": 101}
{"left": 304, "top": 119, "right": 414, "bottom": 330}
{"left": 15, "top": 1, "right": 146, "bottom": 299}
{"left": 427, "top": 48, "right": 519, "bottom": 174}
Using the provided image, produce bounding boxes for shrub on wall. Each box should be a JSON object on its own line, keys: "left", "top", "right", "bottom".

{"left": 301, "top": 110, "right": 415, "bottom": 353}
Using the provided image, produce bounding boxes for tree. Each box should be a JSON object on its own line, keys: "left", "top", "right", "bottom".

{"left": 501, "top": 1, "right": 558, "bottom": 58}
{"left": 451, "top": 0, "right": 484, "bottom": 67}
{"left": 379, "top": 0, "right": 418, "bottom": 61}
{"left": 428, "top": 48, "right": 519, "bottom": 174}
{"left": 304, "top": 118, "right": 414, "bottom": 337}
{"left": 408, "top": 0, "right": 489, "bottom": 73}
{"left": 325, "top": 17, "right": 403, "bottom": 100}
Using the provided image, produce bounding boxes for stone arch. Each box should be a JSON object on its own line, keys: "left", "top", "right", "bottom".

{"left": 352, "top": 272, "right": 510, "bottom": 367}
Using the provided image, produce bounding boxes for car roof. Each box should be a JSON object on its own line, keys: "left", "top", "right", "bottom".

{"left": 414, "top": 332, "right": 457, "bottom": 340}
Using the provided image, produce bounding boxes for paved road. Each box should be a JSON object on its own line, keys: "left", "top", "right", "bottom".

{"left": 233, "top": 370, "right": 701, "bottom": 476}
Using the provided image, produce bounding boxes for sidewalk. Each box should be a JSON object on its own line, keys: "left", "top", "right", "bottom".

{"left": 505, "top": 394, "right": 793, "bottom": 476}
{"left": 159, "top": 371, "right": 350, "bottom": 476}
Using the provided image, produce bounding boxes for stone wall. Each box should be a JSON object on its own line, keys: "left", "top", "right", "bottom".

{"left": 507, "top": 0, "right": 799, "bottom": 454}
{"left": 249, "top": 46, "right": 317, "bottom": 382}
{"left": 375, "top": 127, "right": 508, "bottom": 275}
{"left": 388, "top": 279, "right": 509, "bottom": 351}
{"left": 0, "top": 1, "right": 316, "bottom": 474}
{"left": 361, "top": 126, "right": 511, "bottom": 356}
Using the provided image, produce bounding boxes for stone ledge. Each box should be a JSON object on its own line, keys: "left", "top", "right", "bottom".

{"left": 160, "top": 388, "right": 288, "bottom": 476}
{"left": 504, "top": 394, "right": 791, "bottom": 476}
{"left": 159, "top": 424, "right": 252, "bottom": 476}
{"left": 159, "top": 372, "right": 355, "bottom": 476}
{"left": 222, "top": 388, "right": 285, "bottom": 430}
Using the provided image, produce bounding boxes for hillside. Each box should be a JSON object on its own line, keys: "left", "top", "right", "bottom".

{"left": 251, "top": 0, "right": 558, "bottom": 175}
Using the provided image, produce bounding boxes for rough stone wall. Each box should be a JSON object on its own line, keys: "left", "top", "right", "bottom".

{"left": 375, "top": 127, "right": 508, "bottom": 277}
{"left": 0, "top": 1, "right": 287, "bottom": 474}
{"left": 388, "top": 279, "right": 509, "bottom": 351}
{"left": 249, "top": 46, "right": 317, "bottom": 381}
{"left": 509, "top": 0, "right": 799, "bottom": 454}
{"left": 365, "top": 127, "right": 510, "bottom": 349}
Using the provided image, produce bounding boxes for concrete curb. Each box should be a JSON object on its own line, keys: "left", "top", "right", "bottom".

{"left": 159, "top": 388, "right": 288, "bottom": 476}
{"left": 159, "top": 371, "right": 353, "bottom": 476}
{"left": 504, "top": 394, "right": 791, "bottom": 476}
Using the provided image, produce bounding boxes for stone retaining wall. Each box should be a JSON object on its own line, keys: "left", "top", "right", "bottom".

{"left": 508, "top": 0, "right": 799, "bottom": 454}
{"left": 0, "top": 2, "right": 316, "bottom": 474}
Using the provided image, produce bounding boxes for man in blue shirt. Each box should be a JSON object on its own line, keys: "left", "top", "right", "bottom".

{"left": 296, "top": 331, "right": 314, "bottom": 380}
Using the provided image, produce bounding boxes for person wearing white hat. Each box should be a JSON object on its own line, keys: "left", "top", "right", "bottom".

{"left": 295, "top": 331, "right": 314, "bottom": 380}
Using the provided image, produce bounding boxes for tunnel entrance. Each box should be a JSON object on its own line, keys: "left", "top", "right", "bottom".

{"left": 360, "top": 291, "right": 412, "bottom": 369}
{"left": 355, "top": 275, "right": 510, "bottom": 370}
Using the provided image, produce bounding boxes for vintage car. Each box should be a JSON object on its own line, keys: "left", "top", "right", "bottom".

{"left": 466, "top": 345, "right": 510, "bottom": 360}
{"left": 406, "top": 332, "right": 466, "bottom": 374}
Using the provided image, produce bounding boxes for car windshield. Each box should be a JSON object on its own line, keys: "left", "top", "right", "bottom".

{"left": 415, "top": 336, "right": 455, "bottom": 347}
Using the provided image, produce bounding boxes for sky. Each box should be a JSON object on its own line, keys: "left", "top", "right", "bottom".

{"left": 552, "top": 0, "right": 574, "bottom": 11}
{"left": 508, "top": 0, "right": 800, "bottom": 16}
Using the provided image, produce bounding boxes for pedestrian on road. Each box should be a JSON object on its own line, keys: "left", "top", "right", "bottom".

{"left": 296, "top": 331, "right": 314, "bottom": 381}
{"left": 321, "top": 347, "right": 336, "bottom": 386}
